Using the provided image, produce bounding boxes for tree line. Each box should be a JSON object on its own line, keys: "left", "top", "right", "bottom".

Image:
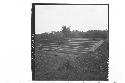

{"left": 35, "top": 26, "right": 108, "bottom": 46}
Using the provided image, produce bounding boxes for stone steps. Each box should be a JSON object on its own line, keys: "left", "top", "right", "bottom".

{"left": 39, "top": 38, "right": 102, "bottom": 54}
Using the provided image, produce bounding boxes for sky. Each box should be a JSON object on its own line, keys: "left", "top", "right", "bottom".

{"left": 35, "top": 5, "right": 108, "bottom": 34}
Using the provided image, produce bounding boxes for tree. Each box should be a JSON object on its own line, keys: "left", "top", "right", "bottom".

{"left": 61, "top": 25, "right": 70, "bottom": 38}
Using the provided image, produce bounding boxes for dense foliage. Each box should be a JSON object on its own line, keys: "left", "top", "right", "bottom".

{"left": 35, "top": 26, "right": 108, "bottom": 46}
{"left": 34, "top": 40, "right": 109, "bottom": 80}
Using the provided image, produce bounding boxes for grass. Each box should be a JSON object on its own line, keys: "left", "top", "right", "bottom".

{"left": 34, "top": 39, "right": 109, "bottom": 81}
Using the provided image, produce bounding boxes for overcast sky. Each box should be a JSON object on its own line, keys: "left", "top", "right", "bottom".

{"left": 35, "top": 5, "right": 108, "bottom": 34}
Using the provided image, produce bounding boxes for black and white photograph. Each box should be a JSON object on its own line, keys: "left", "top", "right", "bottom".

{"left": 31, "top": 3, "right": 109, "bottom": 81}
{"left": 2, "top": 0, "right": 125, "bottom": 82}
